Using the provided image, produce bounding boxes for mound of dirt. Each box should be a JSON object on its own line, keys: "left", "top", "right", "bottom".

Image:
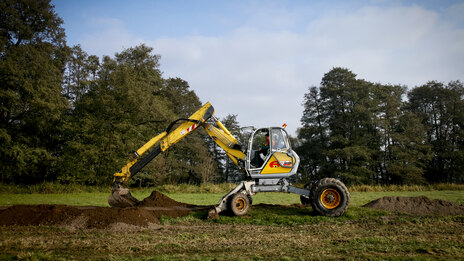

{"left": 139, "top": 190, "right": 191, "bottom": 207}
{"left": 363, "top": 196, "right": 464, "bottom": 216}
{"left": 0, "top": 191, "right": 211, "bottom": 229}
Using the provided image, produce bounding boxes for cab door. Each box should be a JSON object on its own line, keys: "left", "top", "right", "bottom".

{"left": 260, "top": 128, "right": 295, "bottom": 175}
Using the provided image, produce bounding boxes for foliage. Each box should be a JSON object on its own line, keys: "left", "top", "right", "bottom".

{"left": 407, "top": 81, "right": 464, "bottom": 183}
{"left": 218, "top": 114, "right": 244, "bottom": 182}
{"left": 57, "top": 45, "right": 222, "bottom": 186}
{"left": 0, "top": 1, "right": 220, "bottom": 186}
{"left": 298, "top": 67, "right": 461, "bottom": 185}
{"left": 0, "top": 0, "right": 69, "bottom": 184}
{"left": 1, "top": 2, "right": 462, "bottom": 187}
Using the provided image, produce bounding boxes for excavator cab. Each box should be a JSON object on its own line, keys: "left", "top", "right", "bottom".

{"left": 245, "top": 127, "right": 299, "bottom": 179}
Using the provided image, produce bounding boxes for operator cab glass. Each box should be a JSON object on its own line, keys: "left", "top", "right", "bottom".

{"left": 250, "top": 128, "right": 270, "bottom": 168}
{"left": 270, "top": 128, "right": 290, "bottom": 151}
{"left": 249, "top": 127, "right": 292, "bottom": 170}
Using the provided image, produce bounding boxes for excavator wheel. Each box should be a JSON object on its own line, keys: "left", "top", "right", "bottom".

{"left": 108, "top": 187, "right": 140, "bottom": 208}
{"left": 228, "top": 192, "right": 251, "bottom": 216}
{"left": 310, "top": 178, "right": 350, "bottom": 217}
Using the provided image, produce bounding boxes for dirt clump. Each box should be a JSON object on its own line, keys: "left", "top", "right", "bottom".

{"left": 138, "top": 190, "right": 191, "bottom": 207}
{"left": 363, "top": 196, "right": 464, "bottom": 216}
{"left": 0, "top": 190, "right": 210, "bottom": 229}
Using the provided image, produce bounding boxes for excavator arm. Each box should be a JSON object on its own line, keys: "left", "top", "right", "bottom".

{"left": 108, "top": 102, "right": 245, "bottom": 208}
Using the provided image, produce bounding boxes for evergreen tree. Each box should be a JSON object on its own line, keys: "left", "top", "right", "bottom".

{"left": 221, "top": 114, "right": 243, "bottom": 182}
{"left": 298, "top": 68, "right": 433, "bottom": 185}
{"left": 319, "top": 68, "right": 377, "bottom": 184}
{"left": 297, "top": 86, "right": 329, "bottom": 181}
{"left": 407, "top": 81, "right": 464, "bottom": 183}
{"left": 374, "top": 84, "right": 431, "bottom": 184}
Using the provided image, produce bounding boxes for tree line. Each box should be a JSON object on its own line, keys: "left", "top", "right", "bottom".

{"left": 297, "top": 68, "right": 464, "bottom": 185}
{"left": 1, "top": 0, "right": 227, "bottom": 186}
{"left": 1, "top": 0, "right": 462, "bottom": 186}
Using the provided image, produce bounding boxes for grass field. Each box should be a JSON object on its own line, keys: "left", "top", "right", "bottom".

{"left": 0, "top": 190, "right": 463, "bottom": 260}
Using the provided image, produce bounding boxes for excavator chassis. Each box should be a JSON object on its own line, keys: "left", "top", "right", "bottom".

{"left": 213, "top": 179, "right": 309, "bottom": 214}
{"left": 212, "top": 177, "right": 349, "bottom": 217}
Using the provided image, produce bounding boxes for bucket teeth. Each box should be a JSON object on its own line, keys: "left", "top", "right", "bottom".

{"left": 108, "top": 188, "right": 140, "bottom": 208}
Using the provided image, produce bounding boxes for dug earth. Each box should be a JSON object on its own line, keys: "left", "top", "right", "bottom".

{"left": 0, "top": 192, "right": 463, "bottom": 229}
{"left": 363, "top": 196, "right": 464, "bottom": 216}
{"left": 0, "top": 191, "right": 211, "bottom": 229}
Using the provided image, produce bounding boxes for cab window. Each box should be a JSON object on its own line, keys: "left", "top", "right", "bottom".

{"left": 271, "top": 128, "right": 289, "bottom": 151}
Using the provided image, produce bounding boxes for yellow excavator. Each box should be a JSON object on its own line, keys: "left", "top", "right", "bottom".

{"left": 109, "top": 102, "right": 350, "bottom": 217}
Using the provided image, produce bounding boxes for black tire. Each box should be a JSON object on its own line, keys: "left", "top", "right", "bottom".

{"left": 310, "top": 178, "right": 350, "bottom": 217}
{"left": 247, "top": 194, "right": 253, "bottom": 205}
{"left": 300, "top": 182, "right": 312, "bottom": 206}
{"left": 228, "top": 192, "right": 251, "bottom": 216}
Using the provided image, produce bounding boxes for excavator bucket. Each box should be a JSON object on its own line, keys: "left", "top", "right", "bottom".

{"left": 108, "top": 187, "right": 140, "bottom": 208}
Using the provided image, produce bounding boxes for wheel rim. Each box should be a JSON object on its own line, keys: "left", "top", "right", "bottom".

{"left": 320, "top": 188, "right": 341, "bottom": 209}
{"left": 235, "top": 197, "right": 247, "bottom": 212}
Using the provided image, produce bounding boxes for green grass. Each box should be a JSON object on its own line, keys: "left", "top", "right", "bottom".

{"left": 0, "top": 189, "right": 463, "bottom": 260}
{"left": 0, "top": 189, "right": 462, "bottom": 228}
{"left": 158, "top": 190, "right": 464, "bottom": 226}
{"left": 1, "top": 182, "right": 463, "bottom": 194}
{"left": 350, "top": 190, "right": 464, "bottom": 206}
{"left": 167, "top": 190, "right": 464, "bottom": 207}
{"left": 0, "top": 190, "right": 462, "bottom": 207}
{"left": 0, "top": 192, "right": 111, "bottom": 207}
{"left": 349, "top": 183, "right": 464, "bottom": 192}
{"left": 1, "top": 208, "right": 463, "bottom": 260}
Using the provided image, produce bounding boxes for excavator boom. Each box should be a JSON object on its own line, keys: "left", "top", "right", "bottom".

{"left": 109, "top": 102, "right": 244, "bottom": 208}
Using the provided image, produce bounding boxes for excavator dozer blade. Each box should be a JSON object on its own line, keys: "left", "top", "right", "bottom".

{"left": 108, "top": 188, "right": 140, "bottom": 208}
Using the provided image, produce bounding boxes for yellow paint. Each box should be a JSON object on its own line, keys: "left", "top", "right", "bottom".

{"left": 161, "top": 102, "right": 214, "bottom": 151}
{"left": 320, "top": 188, "right": 341, "bottom": 209}
{"left": 260, "top": 152, "right": 294, "bottom": 174}
{"left": 114, "top": 102, "right": 214, "bottom": 183}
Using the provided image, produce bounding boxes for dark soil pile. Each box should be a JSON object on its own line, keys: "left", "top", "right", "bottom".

{"left": 139, "top": 190, "right": 191, "bottom": 207}
{"left": 363, "top": 196, "right": 464, "bottom": 216}
{"left": 0, "top": 191, "right": 210, "bottom": 229}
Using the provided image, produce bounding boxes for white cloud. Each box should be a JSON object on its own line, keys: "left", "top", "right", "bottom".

{"left": 150, "top": 30, "right": 308, "bottom": 134}
{"left": 79, "top": 18, "right": 144, "bottom": 58}
{"left": 77, "top": 4, "right": 464, "bottom": 135}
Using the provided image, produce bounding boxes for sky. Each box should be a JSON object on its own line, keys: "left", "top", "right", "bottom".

{"left": 52, "top": 0, "right": 464, "bottom": 135}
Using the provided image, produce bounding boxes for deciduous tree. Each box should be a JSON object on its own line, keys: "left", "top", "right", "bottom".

{"left": 0, "top": 0, "right": 69, "bottom": 183}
